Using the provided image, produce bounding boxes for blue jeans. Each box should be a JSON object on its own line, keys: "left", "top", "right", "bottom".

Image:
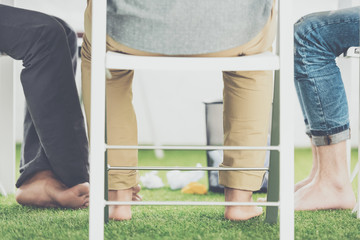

{"left": 294, "top": 7, "right": 360, "bottom": 146}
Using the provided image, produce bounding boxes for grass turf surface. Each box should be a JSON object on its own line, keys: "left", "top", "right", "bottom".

{"left": 0, "top": 146, "right": 359, "bottom": 239}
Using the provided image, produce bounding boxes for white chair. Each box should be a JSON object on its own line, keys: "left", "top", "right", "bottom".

{"left": 0, "top": 52, "right": 16, "bottom": 196}
{"left": 89, "top": 1, "right": 294, "bottom": 240}
{"left": 0, "top": 0, "right": 16, "bottom": 197}
{"left": 338, "top": 1, "right": 360, "bottom": 219}
{"left": 343, "top": 46, "right": 360, "bottom": 218}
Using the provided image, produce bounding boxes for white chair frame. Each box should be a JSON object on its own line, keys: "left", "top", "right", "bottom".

{"left": 0, "top": 53, "right": 15, "bottom": 196}
{"left": 89, "top": 0, "right": 294, "bottom": 240}
{"left": 343, "top": 46, "right": 360, "bottom": 218}
{"left": 0, "top": 0, "right": 16, "bottom": 197}
{"left": 338, "top": 1, "right": 360, "bottom": 219}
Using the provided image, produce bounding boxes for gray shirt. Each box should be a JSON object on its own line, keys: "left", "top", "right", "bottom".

{"left": 107, "top": 0, "right": 273, "bottom": 55}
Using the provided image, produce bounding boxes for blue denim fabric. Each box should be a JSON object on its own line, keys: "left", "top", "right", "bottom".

{"left": 294, "top": 7, "right": 360, "bottom": 146}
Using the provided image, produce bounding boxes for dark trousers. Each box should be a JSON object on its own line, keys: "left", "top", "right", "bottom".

{"left": 0, "top": 5, "right": 89, "bottom": 188}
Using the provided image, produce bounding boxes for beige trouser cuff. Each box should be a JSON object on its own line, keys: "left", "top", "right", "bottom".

{"left": 108, "top": 170, "right": 139, "bottom": 190}
{"left": 218, "top": 164, "right": 265, "bottom": 191}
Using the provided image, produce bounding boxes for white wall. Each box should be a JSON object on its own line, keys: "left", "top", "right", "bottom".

{"left": 12, "top": 0, "right": 360, "bottom": 147}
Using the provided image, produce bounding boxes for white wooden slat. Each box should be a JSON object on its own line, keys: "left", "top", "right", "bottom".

{"left": 89, "top": 0, "right": 107, "bottom": 239}
{"left": 108, "top": 166, "right": 268, "bottom": 171}
{"left": 0, "top": 56, "right": 16, "bottom": 195}
{"left": 106, "top": 145, "right": 279, "bottom": 151}
{"left": 106, "top": 201, "right": 280, "bottom": 207}
{"left": 278, "top": 0, "right": 295, "bottom": 239}
{"left": 106, "top": 51, "right": 280, "bottom": 71}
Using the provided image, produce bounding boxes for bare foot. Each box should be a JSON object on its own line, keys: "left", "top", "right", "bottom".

{"left": 224, "top": 188, "right": 263, "bottom": 221}
{"left": 295, "top": 180, "right": 356, "bottom": 211}
{"left": 132, "top": 184, "right": 142, "bottom": 201}
{"left": 16, "top": 170, "right": 89, "bottom": 209}
{"left": 296, "top": 142, "right": 356, "bottom": 211}
{"left": 108, "top": 185, "right": 142, "bottom": 221}
{"left": 294, "top": 177, "right": 314, "bottom": 192}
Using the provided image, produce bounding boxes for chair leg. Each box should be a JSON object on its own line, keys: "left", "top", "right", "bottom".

{"left": 265, "top": 70, "right": 280, "bottom": 224}
{"left": 104, "top": 150, "right": 109, "bottom": 223}
{"left": 0, "top": 56, "right": 15, "bottom": 195}
{"left": 104, "top": 110, "right": 109, "bottom": 223}
{"left": 357, "top": 158, "right": 360, "bottom": 218}
{"left": 265, "top": 153, "right": 280, "bottom": 223}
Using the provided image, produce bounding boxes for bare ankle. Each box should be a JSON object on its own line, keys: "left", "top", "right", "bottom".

{"left": 225, "top": 187, "right": 252, "bottom": 202}
{"left": 108, "top": 189, "right": 132, "bottom": 201}
{"left": 108, "top": 188, "right": 136, "bottom": 221}
{"left": 224, "top": 187, "right": 262, "bottom": 221}
{"left": 316, "top": 174, "right": 352, "bottom": 192}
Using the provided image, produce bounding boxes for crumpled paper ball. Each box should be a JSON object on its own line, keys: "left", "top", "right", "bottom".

{"left": 166, "top": 163, "right": 205, "bottom": 190}
{"left": 140, "top": 171, "right": 164, "bottom": 189}
{"left": 181, "top": 182, "right": 207, "bottom": 195}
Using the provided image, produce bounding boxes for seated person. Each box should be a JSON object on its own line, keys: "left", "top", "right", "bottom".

{"left": 294, "top": 6, "right": 359, "bottom": 211}
{"left": 82, "top": 0, "right": 276, "bottom": 220}
{"left": 0, "top": 5, "right": 89, "bottom": 208}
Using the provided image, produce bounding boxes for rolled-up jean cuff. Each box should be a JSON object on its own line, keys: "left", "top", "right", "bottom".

{"left": 108, "top": 170, "right": 139, "bottom": 190}
{"left": 311, "top": 129, "right": 350, "bottom": 146}
{"left": 305, "top": 125, "right": 311, "bottom": 137}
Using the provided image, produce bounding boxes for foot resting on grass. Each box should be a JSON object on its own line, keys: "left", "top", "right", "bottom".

{"left": 295, "top": 142, "right": 356, "bottom": 211}
{"left": 295, "top": 177, "right": 356, "bottom": 211}
{"left": 224, "top": 187, "right": 263, "bottom": 221}
{"left": 16, "top": 170, "right": 89, "bottom": 209}
{"left": 108, "top": 185, "right": 142, "bottom": 221}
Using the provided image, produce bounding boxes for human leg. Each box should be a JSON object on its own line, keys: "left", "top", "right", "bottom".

{"left": 208, "top": 4, "right": 276, "bottom": 220}
{"left": 295, "top": 141, "right": 355, "bottom": 210}
{"left": 19, "top": 15, "right": 82, "bottom": 185}
{"left": 293, "top": 67, "right": 319, "bottom": 192}
{"left": 104, "top": 65, "right": 140, "bottom": 220}
{"left": 0, "top": 5, "right": 89, "bottom": 208}
{"left": 294, "top": 7, "right": 359, "bottom": 210}
{"left": 220, "top": 69, "right": 274, "bottom": 220}
{"left": 81, "top": 33, "right": 140, "bottom": 220}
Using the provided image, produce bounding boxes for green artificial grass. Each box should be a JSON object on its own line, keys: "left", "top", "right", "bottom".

{"left": 0, "top": 146, "right": 359, "bottom": 239}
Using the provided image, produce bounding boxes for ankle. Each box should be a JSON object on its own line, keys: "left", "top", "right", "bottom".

{"left": 225, "top": 187, "right": 253, "bottom": 202}
{"left": 108, "top": 189, "right": 132, "bottom": 201}
{"left": 316, "top": 174, "right": 352, "bottom": 192}
{"left": 108, "top": 189, "right": 133, "bottom": 220}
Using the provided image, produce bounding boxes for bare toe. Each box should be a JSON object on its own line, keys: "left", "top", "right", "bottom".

{"left": 77, "top": 182, "right": 90, "bottom": 196}
{"left": 15, "top": 171, "right": 89, "bottom": 209}
{"left": 57, "top": 182, "right": 90, "bottom": 209}
{"left": 132, "top": 185, "right": 142, "bottom": 201}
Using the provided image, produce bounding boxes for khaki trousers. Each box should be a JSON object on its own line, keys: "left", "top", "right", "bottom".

{"left": 82, "top": 0, "right": 277, "bottom": 191}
